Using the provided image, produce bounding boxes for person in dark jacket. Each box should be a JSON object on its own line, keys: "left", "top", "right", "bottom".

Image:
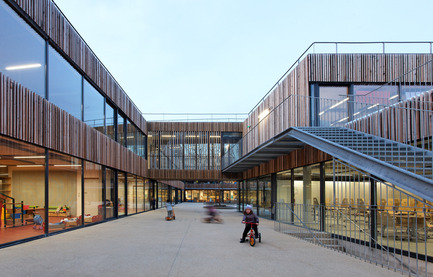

{"left": 240, "top": 204, "right": 259, "bottom": 243}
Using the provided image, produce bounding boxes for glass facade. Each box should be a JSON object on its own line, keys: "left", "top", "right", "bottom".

{"left": 83, "top": 161, "right": 103, "bottom": 225}
{"left": 148, "top": 131, "right": 236, "bottom": 170}
{"left": 0, "top": 136, "right": 46, "bottom": 244}
{"left": 127, "top": 174, "right": 137, "bottom": 215}
{"left": 84, "top": 79, "right": 105, "bottom": 133}
{"left": 118, "top": 172, "right": 126, "bottom": 216}
{"left": 48, "top": 151, "right": 81, "bottom": 233}
{"left": 0, "top": 1, "right": 45, "bottom": 98}
{"left": 106, "top": 102, "right": 116, "bottom": 141}
{"left": 48, "top": 46, "right": 82, "bottom": 120}
{"left": 106, "top": 168, "right": 116, "bottom": 219}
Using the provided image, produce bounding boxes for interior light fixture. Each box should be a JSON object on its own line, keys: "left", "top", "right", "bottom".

{"left": 258, "top": 109, "right": 270, "bottom": 121}
{"left": 389, "top": 95, "right": 398, "bottom": 100}
{"left": 5, "top": 63, "right": 42, "bottom": 71}
{"left": 367, "top": 103, "right": 379, "bottom": 110}
{"left": 209, "top": 135, "right": 220, "bottom": 138}
{"left": 14, "top": 156, "right": 45, "bottom": 159}
{"left": 53, "top": 164, "right": 81, "bottom": 167}
{"left": 353, "top": 112, "right": 360, "bottom": 116}
{"left": 161, "top": 135, "right": 175, "bottom": 138}
{"left": 337, "top": 117, "right": 349, "bottom": 123}
{"left": 16, "top": 165, "right": 43, "bottom": 168}
{"left": 0, "top": 165, "right": 6, "bottom": 168}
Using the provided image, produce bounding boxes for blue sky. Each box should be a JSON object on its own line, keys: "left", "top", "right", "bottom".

{"left": 53, "top": 0, "right": 433, "bottom": 115}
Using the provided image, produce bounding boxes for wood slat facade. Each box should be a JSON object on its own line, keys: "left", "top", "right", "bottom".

{"left": 241, "top": 53, "right": 433, "bottom": 179}
{"left": 7, "top": 0, "right": 146, "bottom": 135}
{"left": 148, "top": 122, "right": 243, "bottom": 181}
{"left": 0, "top": 72, "right": 146, "bottom": 177}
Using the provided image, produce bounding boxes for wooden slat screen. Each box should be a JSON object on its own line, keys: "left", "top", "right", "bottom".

{"left": 0, "top": 72, "right": 146, "bottom": 177}
{"left": 9, "top": 0, "right": 147, "bottom": 134}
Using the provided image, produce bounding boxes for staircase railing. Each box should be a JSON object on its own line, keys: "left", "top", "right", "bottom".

{"left": 274, "top": 202, "right": 326, "bottom": 248}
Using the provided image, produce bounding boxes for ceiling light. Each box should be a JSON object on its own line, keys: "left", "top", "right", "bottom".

{"left": 14, "top": 156, "right": 45, "bottom": 159}
{"left": 53, "top": 164, "right": 81, "bottom": 167}
{"left": 6, "top": 63, "right": 42, "bottom": 71}
{"left": 389, "top": 95, "right": 398, "bottom": 100}
{"left": 16, "top": 165, "right": 43, "bottom": 168}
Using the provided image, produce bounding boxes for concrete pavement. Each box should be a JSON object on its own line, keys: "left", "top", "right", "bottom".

{"left": 0, "top": 203, "right": 401, "bottom": 277}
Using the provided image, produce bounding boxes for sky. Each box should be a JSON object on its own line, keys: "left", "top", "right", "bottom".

{"left": 53, "top": 0, "right": 433, "bottom": 117}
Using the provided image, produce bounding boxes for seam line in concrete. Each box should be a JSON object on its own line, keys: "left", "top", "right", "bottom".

{"left": 168, "top": 219, "right": 192, "bottom": 277}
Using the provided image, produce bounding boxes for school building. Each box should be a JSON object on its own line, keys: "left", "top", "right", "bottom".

{"left": 1, "top": 0, "right": 433, "bottom": 275}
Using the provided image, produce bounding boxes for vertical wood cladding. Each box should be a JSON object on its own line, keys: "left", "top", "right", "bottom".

{"left": 148, "top": 122, "right": 243, "bottom": 180}
{"left": 0, "top": 73, "right": 146, "bottom": 177}
{"left": 347, "top": 89, "right": 433, "bottom": 144}
{"left": 242, "top": 53, "right": 433, "bottom": 179}
{"left": 9, "top": 0, "right": 146, "bottom": 134}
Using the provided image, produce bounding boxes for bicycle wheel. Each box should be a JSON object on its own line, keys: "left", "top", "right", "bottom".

{"left": 249, "top": 236, "right": 256, "bottom": 246}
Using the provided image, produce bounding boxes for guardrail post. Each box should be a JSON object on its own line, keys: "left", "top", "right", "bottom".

{"left": 370, "top": 178, "right": 377, "bottom": 248}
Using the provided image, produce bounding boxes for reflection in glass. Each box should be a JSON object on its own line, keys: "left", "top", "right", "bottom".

{"left": 106, "top": 102, "right": 116, "bottom": 140}
{"left": 84, "top": 161, "right": 103, "bottom": 224}
{"left": 118, "top": 172, "right": 126, "bottom": 216}
{"left": 48, "top": 46, "right": 82, "bottom": 119}
{"left": 48, "top": 151, "right": 81, "bottom": 233}
{"left": 145, "top": 179, "right": 151, "bottom": 211}
{"left": 258, "top": 175, "right": 271, "bottom": 218}
{"left": 0, "top": 1, "right": 45, "bottom": 97}
{"left": 137, "top": 177, "right": 144, "bottom": 213}
{"left": 127, "top": 120, "right": 136, "bottom": 153}
{"left": 127, "top": 174, "right": 137, "bottom": 215}
{"left": 106, "top": 168, "right": 115, "bottom": 219}
{"left": 0, "top": 135, "right": 46, "bottom": 243}
{"left": 84, "top": 79, "right": 104, "bottom": 133}
{"left": 117, "top": 113, "right": 126, "bottom": 147}
{"left": 247, "top": 179, "right": 257, "bottom": 214}
{"left": 318, "top": 86, "right": 348, "bottom": 126}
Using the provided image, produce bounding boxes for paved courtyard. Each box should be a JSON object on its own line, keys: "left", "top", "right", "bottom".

{"left": 0, "top": 203, "right": 401, "bottom": 277}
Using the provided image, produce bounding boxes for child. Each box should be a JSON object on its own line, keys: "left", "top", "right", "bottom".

{"left": 240, "top": 204, "right": 259, "bottom": 242}
{"left": 166, "top": 199, "right": 174, "bottom": 219}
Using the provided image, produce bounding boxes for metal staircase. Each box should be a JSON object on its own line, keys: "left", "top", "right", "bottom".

{"left": 298, "top": 126, "right": 433, "bottom": 179}
{"left": 289, "top": 127, "right": 433, "bottom": 202}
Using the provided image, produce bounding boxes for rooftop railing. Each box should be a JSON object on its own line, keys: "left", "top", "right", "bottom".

{"left": 143, "top": 113, "right": 248, "bottom": 122}
{"left": 223, "top": 56, "right": 433, "bottom": 170}
{"left": 249, "top": 41, "right": 433, "bottom": 115}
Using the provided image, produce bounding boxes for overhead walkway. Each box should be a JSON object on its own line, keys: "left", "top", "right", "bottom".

{"left": 0, "top": 204, "right": 400, "bottom": 277}
{"left": 223, "top": 126, "right": 433, "bottom": 202}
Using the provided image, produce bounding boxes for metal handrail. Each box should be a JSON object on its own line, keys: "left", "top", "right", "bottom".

{"left": 249, "top": 41, "right": 433, "bottom": 115}
{"left": 332, "top": 205, "right": 415, "bottom": 274}
{"left": 222, "top": 89, "right": 433, "bottom": 170}
{"left": 278, "top": 202, "right": 326, "bottom": 248}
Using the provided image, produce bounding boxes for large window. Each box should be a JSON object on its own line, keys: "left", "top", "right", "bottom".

{"left": 0, "top": 135, "right": 46, "bottom": 243}
{"left": 106, "top": 168, "right": 116, "bottom": 219}
{"left": 0, "top": 1, "right": 45, "bottom": 98}
{"left": 118, "top": 172, "right": 126, "bottom": 216}
{"left": 127, "top": 174, "right": 137, "bottom": 215}
{"left": 258, "top": 175, "right": 271, "bottom": 218}
{"left": 48, "top": 151, "right": 81, "bottom": 233}
{"left": 317, "top": 86, "right": 348, "bottom": 126}
{"left": 84, "top": 79, "right": 104, "bottom": 133}
{"left": 137, "top": 177, "right": 145, "bottom": 213}
{"left": 84, "top": 161, "right": 103, "bottom": 225}
{"left": 106, "top": 102, "right": 116, "bottom": 141}
{"left": 117, "top": 113, "right": 126, "bottom": 147}
{"left": 48, "top": 46, "right": 82, "bottom": 119}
